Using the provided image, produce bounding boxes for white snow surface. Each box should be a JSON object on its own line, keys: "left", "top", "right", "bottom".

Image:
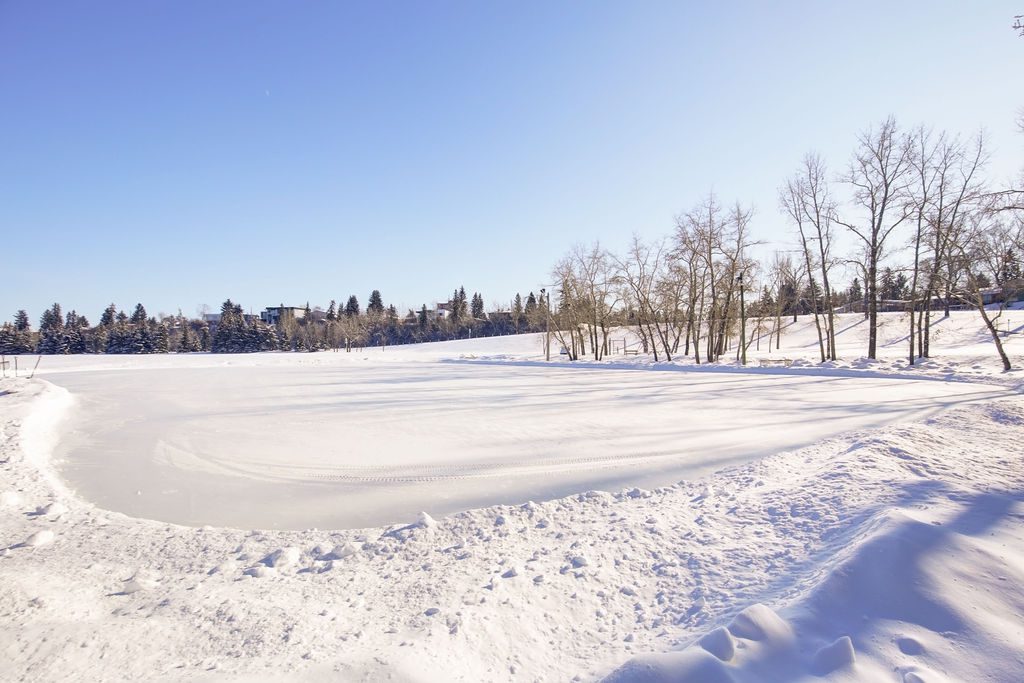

{"left": 1, "top": 310, "right": 1023, "bottom": 681}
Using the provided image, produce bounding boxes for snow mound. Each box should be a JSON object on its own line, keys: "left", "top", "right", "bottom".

{"left": 121, "top": 571, "right": 160, "bottom": 594}
{"left": 22, "top": 529, "right": 55, "bottom": 548}
{"left": 602, "top": 648, "right": 736, "bottom": 683}
{"left": 606, "top": 491, "right": 1024, "bottom": 682}
{"left": 812, "top": 635, "right": 856, "bottom": 674}
{"left": 33, "top": 501, "right": 67, "bottom": 518}
{"left": 262, "top": 546, "right": 301, "bottom": 568}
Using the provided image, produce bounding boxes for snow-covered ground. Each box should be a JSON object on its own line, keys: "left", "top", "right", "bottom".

{"left": 45, "top": 357, "right": 1010, "bottom": 530}
{"left": 2, "top": 310, "right": 1023, "bottom": 681}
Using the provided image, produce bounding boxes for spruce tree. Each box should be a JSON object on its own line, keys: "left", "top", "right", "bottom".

{"left": 512, "top": 293, "right": 524, "bottom": 330}
{"left": 326, "top": 300, "right": 337, "bottom": 321}
{"left": 848, "top": 278, "right": 863, "bottom": 303}
{"left": 37, "top": 303, "right": 68, "bottom": 354}
{"left": 179, "top": 321, "right": 194, "bottom": 352}
{"left": 14, "top": 310, "right": 30, "bottom": 332}
{"left": 368, "top": 290, "right": 384, "bottom": 315}
{"left": 471, "top": 292, "right": 484, "bottom": 319}
{"left": 130, "top": 303, "right": 147, "bottom": 325}
{"left": 100, "top": 304, "right": 117, "bottom": 328}
{"left": 449, "top": 289, "right": 461, "bottom": 323}
{"left": 199, "top": 324, "right": 211, "bottom": 351}
{"left": 418, "top": 304, "right": 428, "bottom": 327}
{"left": 0, "top": 324, "right": 16, "bottom": 354}
{"left": 345, "top": 295, "right": 360, "bottom": 317}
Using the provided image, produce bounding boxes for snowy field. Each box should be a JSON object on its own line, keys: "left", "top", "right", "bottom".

{"left": 2, "top": 310, "right": 1024, "bottom": 681}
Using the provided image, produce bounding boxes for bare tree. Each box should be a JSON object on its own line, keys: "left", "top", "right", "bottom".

{"left": 836, "top": 117, "right": 913, "bottom": 359}
{"left": 948, "top": 215, "right": 1018, "bottom": 370}
{"left": 906, "top": 126, "right": 938, "bottom": 366}
{"left": 916, "top": 133, "right": 987, "bottom": 357}
{"left": 781, "top": 153, "right": 838, "bottom": 361}
{"left": 612, "top": 237, "right": 676, "bottom": 361}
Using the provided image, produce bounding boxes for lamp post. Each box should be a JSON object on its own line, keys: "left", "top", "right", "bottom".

{"left": 737, "top": 272, "right": 747, "bottom": 366}
{"left": 540, "top": 288, "right": 551, "bottom": 361}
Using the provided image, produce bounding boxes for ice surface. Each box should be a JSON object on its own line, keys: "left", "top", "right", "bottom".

{"left": 48, "top": 357, "right": 1010, "bottom": 529}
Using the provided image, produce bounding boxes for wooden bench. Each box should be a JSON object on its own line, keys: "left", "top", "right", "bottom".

{"left": 758, "top": 358, "right": 793, "bottom": 368}
{"left": 623, "top": 349, "right": 640, "bottom": 356}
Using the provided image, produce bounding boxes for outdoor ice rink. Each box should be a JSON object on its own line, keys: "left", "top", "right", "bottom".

{"left": 48, "top": 355, "right": 1013, "bottom": 529}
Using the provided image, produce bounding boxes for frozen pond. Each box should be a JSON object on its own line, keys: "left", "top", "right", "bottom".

{"left": 47, "top": 360, "right": 1011, "bottom": 530}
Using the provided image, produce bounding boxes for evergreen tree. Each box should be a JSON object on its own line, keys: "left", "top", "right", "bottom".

{"left": 6, "top": 311, "right": 34, "bottom": 353}
{"left": 105, "top": 322, "right": 131, "bottom": 354}
{"left": 37, "top": 303, "right": 68, "bottom": 354}
{"left": 14, "top": 310, "right": 30, "bottom": 332}
{"left": 471, "top": 292, "right": 484, "bottom": 319}
{"left": 326, "top": 300, "right": 337, "bottom": 321}
{"left": 999, "top": 250, "right": 1022, "bottom": 284}
{"left": 130, "top": 303, "right": 148, "bottom": 325}
{"left": 198, "top": 323, "right": 211, "bottom": 351}
{"left": 39, "top": 303, "right": 63, "bottom": 333}
{"left": 116, "top": 310, "right": 128, "bottom": 323}
{"left": 179, "top": 320, "right": 195, "bottom": 352}
{"left": 848, "top": 278, "right": 863, "bottom": 304}
{"left": 0, "top": 324, "right": 17, "bottom": 354}
{"left": 367, "top": 290, "right": 384, "bottom": 315}
{"left": 150, "top": 322, "right": 170, "bottom": 353}
{"left": 525, "top": 292, "right": 538, "bottom": 316}
{"left": 64, "top": 310, "right": 88, "bottom": 354}
{"left": 449, "top": 289, "right": 461, "bottom": 323}
{"left": 345, "top": 295, "right": 360, "bottom": 317}
{"left": 894, "top": 272, "right": 909, "bottom": 300}
{"left": 512, "top": 293, "right": 524, "bottom": 330}
{"left": 100, "top": 304, "right": 117, "bottom": 328}
{"left": 418, "top": 304, "right": 428, "bottom": 327}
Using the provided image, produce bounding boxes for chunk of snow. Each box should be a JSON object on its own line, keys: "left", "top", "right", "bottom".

{"left": 416, "top": 511, "right": 437, "bottom": 528}
{"left": 727, "top": 603, "right": 792, "bottom": 643}
{"left": 812, "top": 635, "right": 856, "bottom": 674}
{"left": 699, "top": 627, "right": 736, "bottom": 662}
{"left": 23, "top": 530, "right": 54, "bottom": 547}
{"left": 243, "top": 565, "right": 274, "bottom": 578}
{"left": 263, "top": 547, "right": 300, "bottom": 568}
{"left": 326, "top": 542, "right": 360, "bottom": 560}
{"left": 35, "top": 501, "right": 67, "bottom": 517}
{"left": 122, "top": 574, "right": 160, "bottom": 594}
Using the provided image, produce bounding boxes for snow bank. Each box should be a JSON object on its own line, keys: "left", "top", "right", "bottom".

{"left": 2, "top": 327, "right": 1024, "bottom": 681}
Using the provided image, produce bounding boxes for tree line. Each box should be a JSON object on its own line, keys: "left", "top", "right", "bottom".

{"left": 0, "top": 288, "right": 553, "bottom": 355}
{"left": 545, "top": 116, "right": 1023, "bottom": 369}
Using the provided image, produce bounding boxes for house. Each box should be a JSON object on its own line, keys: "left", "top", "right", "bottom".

{"left": 261, "top": 306, "right": 307, "bottom": 326}
{"left": 421, "top": 302, "right": 452, "bottom": 322}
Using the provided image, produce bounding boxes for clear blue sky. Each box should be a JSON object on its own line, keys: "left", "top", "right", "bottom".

{"left": 2, "top": 2, "right": 1021, "bottom": 323}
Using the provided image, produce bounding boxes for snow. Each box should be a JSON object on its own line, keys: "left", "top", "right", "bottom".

{"left": 1, "top": 309, "right": 1024, "bottom": 681}
{"left": 41, "top": 324, "right": 1017, "bottom": 530}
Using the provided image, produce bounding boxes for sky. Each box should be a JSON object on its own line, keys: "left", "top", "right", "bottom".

{"left": 1, "top": 2, "right": 1022, "bottom": 323}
